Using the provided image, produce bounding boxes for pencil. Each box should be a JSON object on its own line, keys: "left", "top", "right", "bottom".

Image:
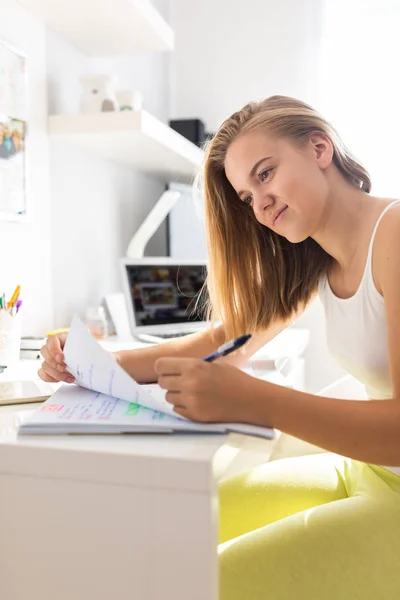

{"left": 7, "top": 285, "right": 20, "bottom": 309}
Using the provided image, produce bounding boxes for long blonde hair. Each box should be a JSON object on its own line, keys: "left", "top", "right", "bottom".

{"left": 202, "top": 95, "right": 371, "bottom": 340}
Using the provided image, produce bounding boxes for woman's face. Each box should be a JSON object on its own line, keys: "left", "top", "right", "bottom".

{"left": 224, "top": 129, "right": 332, "bottom": 243}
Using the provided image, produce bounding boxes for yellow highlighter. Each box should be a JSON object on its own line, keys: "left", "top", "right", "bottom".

{"left": 46, "top": 328, "right": 70, "bottom": 336}
{"left": 7, "top": 285, "right": 20, "bottom": 309}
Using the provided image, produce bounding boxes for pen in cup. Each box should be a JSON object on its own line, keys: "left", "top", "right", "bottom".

{"left": 202, "top": 334, "right": 252, "bottom": 363}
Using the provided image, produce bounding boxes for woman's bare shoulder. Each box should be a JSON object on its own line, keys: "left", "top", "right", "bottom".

{"left": 375, "top": 200, "right": 400, "bottom": 240}
{"left": 374, "top": 201, "right": 400, "bottom": 292}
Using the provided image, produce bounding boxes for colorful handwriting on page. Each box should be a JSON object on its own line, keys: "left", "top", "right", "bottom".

{"left": 125, "top": 402, "right": 166, "bottom": 421}
{"left": 29, "top": 386, "right": 173, "bottom": 427}
{"left": 63, "top": 316, "right": 175, "bottom": 415}
{"left": 76, "top": 363, "right": 109, "bottom": 395}
{"left": 40, "top": 404, "right": 64, "bottom": 412}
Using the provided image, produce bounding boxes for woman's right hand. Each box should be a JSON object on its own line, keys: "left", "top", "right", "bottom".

{"left": 38, "top": 333, "right": 75, "bottom": 384}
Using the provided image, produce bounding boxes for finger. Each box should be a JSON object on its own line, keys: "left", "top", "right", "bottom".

{"left": 38, "top": 367, "right": 59, "bottom": 383}
{"left": 173, "top": 405, "right": 189, "bottom": 418}
{"left": 41, "top": 361, "right": 75, "bottom": 383}
{"left": 47, "top": 334, "right": 65, "bottom": 363}
{"left": 40, "top": 360, "right": 59, "bottom": 380}
{"left": 165, "top": 390, "right": 184, "bottom": 406}
{"left": 158, "top": 375, "right": 183, "bottom": 391}
{"left": 40, "top": 345, "right": 67, "bottom": 372}
{"left": 154, "top": 357, "right": 199, "bottom": 376}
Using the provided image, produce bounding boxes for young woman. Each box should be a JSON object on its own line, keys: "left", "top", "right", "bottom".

{"left": 39, "top": 96, "right": 400, "bottom": 599}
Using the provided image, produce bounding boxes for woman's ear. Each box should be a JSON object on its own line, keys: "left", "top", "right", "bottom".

{"left": 309, "top": 133, "right": 333, "bottom": 170}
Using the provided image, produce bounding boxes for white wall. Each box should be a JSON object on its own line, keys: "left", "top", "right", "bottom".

{"left": 0, "top": 0, "right": 172, "bottom": 334}
{"left": 320, "top": 0, "right": 400, "bottom": 198}
{"left": 47, "top": 0, "right": 171, "bottom": 328}
{"left": 170, "top": 0, "right": 324, "bottom": 132}
{"left": 169, "top": 0, "right": 347, "bottom": 392}
{"left": 0, "top": 0, "right": 52, "bottom": 336}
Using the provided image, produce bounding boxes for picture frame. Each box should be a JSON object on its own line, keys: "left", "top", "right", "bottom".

{"left": 0, "top": 38, "right": 27, "bottom": 222}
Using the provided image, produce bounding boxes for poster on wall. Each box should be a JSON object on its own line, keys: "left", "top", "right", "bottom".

{"left": 0, "top": 39, "right": 27, "bottom": 222}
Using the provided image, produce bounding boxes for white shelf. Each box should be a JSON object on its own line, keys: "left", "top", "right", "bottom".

{"left": 18, "top": 0, "right": 174, "bottom": 54}
{"left": 48, "top": 111, "right": 204, "bottom": 183}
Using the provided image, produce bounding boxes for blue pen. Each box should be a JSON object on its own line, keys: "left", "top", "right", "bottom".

{"left": 202, "top": 334, "right": 252, "bottom": 363}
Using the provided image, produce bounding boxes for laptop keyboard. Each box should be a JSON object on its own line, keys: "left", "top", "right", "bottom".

{"left": 158, "top": 332, "right": 189, "bottom": 339}
{"left": 136, "top": 331, "right": 195, "bottom": 344}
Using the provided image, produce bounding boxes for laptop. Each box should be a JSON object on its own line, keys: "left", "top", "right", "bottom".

{"left": 120, "top": 258, "right": 209, "bottom": 343}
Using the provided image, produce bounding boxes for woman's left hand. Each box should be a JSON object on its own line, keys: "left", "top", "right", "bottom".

{"left": 155, "top": 357, "right": 258, "bottom": 422}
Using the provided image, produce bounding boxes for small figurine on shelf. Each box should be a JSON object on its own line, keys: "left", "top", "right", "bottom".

{"left": 80, "top": 74, "right": 119, "bottom": 114}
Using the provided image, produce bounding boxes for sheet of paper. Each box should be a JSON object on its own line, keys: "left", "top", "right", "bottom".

{"left": 63, "top": 316, "right": 175, "bottom": 415}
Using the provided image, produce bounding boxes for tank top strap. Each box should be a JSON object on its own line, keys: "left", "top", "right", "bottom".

{"left": 364, "top": 199, "right": 400, "bottom": 290}
{"left": 366, "top": 200, "right": 400, "bottom": 261}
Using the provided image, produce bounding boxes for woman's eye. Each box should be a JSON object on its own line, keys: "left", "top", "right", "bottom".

{"left": 259, "top": 168, "right": 272, "bottom": 182}
{"left": 243, "top": 195, "right": 252, "bottom": 206}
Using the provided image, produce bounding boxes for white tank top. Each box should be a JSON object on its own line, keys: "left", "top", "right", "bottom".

{"left": 318, "top": 199, "right": 400, "bottom": 476}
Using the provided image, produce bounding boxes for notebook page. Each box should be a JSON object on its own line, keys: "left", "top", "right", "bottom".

{"left": 63, "top": 316, "right": 175, "bottom": 415}
{"left": 19, "top": 385, "right": 228, "bottom": 434}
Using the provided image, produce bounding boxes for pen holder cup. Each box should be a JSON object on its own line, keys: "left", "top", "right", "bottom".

{"left": 0, "top": 310, "right": 22, "bottom": 367}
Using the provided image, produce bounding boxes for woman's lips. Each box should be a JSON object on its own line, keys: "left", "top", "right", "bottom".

{"left": 273, "top": 206, "right": 288, "bottom": 226}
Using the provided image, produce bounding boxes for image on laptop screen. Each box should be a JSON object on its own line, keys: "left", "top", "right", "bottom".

{"left": 122, "top": 261, "right": 208, "bottom": 336}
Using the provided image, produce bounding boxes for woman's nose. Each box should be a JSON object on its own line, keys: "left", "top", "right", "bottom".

{"left": 252, "top": 191, "right": 273, "bottom": 215}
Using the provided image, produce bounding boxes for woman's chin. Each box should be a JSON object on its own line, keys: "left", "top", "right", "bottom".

{"left": 281, "top": 228, "right": 309, "bottom": 244}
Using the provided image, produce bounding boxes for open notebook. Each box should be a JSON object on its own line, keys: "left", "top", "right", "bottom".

{"left": 19, "top": 316, "right": 275, "bottom": 439}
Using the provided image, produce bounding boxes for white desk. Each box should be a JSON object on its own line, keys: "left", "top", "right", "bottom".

{"left": 0, "top": 413, "right": 245, "bottom": 599}
{"left": 0, "top": 335, "right": 305, "bottom": 600}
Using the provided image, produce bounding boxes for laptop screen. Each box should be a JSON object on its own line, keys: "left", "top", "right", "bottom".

{"left": 124, "top": 262, "right": 208, "bottom": 327}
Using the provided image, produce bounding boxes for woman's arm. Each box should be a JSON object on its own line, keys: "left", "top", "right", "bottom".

{"left": 245, "top": 383, "right": 400, "bottom": 465}
{"left": 116, "top": 316, "right": 290, "bottom": 383}
{"left": 118, "top": 284, "right": 317, "bottom": 383}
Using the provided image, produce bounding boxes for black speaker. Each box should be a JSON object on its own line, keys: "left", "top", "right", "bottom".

{"left": 169, "top": 119, "right": 206, "bottom": 147}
